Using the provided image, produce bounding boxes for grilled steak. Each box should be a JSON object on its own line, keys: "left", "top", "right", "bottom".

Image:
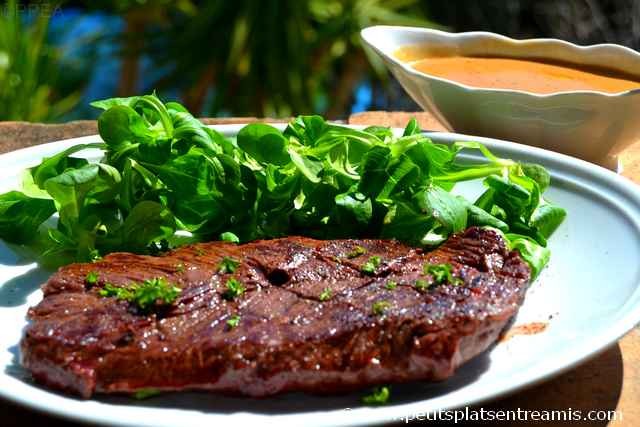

{"left": 20, "top": 227, "right": 530, "bottom": 398}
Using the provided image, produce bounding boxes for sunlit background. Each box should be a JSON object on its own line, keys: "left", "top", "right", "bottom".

{"left": 1, "top": 0, "right": 639, "bottom": 122}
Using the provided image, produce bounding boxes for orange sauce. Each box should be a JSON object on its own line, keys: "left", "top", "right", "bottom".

{"left": 394, "top": 46, "right": 640, "bottom": 94}
{"left": 500, "top": 322, "right": 548, "bottom": 342}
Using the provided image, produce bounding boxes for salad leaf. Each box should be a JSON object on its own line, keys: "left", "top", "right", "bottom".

{"left": 120, "top": 201, "right": 176, "bottom": 252}
{"left": 0, "top": 192, "right": 55, "bottom": 243}
{"left": 237, "top": 123, "right": 290, "bottom": 165}
{"left": 522, "top": 163, "right": 551, "bottom": 192}
{"left": 44, "top": 163, "right": 121, "bottom": 230}
{"left": 97, "top": 105, "right": 153, "bottom": 149}
{"left": 414, "top": 185, "right": 467, "bottom": 235}
{"left": 90, "top": 96, "right": 142, "bottom": 110}
{"left": 31, "top": 143, "right": 104, "bottom": 189}
{"left": 335, "top": 192, "right": 373, "bottom": 229}
{"left": 465, "top": 202, "right": 509, "bottom": 231}
{"left": 506, "top": 233, "right": 551, "bottom": 279}
{"left": 402, "top": 118, "right": 420, "bottom": 136}
{"left": 530, "top": 203, "right": 567, "bottom": 239}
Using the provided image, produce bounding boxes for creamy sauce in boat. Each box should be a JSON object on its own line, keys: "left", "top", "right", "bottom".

{"left": 394, "top": 46, "right": 640, "bottom": 94}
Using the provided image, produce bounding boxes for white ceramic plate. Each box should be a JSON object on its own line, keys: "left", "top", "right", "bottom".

{"left": 1, "top": 125, "right": 640, "bottom": 427}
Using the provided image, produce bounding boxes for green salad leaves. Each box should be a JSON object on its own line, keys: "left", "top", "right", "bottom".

{"left": 0, "top": 94, "right": 565, "bottom": 276}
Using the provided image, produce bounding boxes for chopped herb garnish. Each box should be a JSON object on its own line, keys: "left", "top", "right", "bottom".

{"left": 361, "top": 256, "right": 382, "bottom": 275}
{"left": 89, "top": 249, "right": 102, "bottom": 262}
{"left": 99, "top": 283, "right": 134, "bottom": 301}
{"left": 99, "top": 277, "right": 181, "bottom": 310}
{"left": 220, "top": 231, "right": 240, "bottom": 243}
{"left": 319, "top": 287, "right": 332, "bottom": 301}
{"left": 218, "top": 256, "right": 240, "bottom": 274}
{"left": 175, "top": 263, "right": 185, "bottom": 273}
{"left": 132, "top": 388, "right": 161, "bottom": 399}
{"left": 372, "top": 300, "right": 391, "bottom": 316}
{"left": 423, "top": 262, "right": 463, "bottom": 286}
{"left": 223, "top": 278, "right": 245, "bottom": 300}
{"left": 385, "top": 280, "right": 397, "bottom": 290}
{"left": 85, "top": 271, "right": 99, "bottom": 285}
{"left": 226, "top": 314, "right": 241, "bottom": 329}
{"left": 414, "top": 279, "right": 430, "bottom": 292}
{"left": 346, "top": 245, "right": 367, "bottom": 258}
{"left": 194, "top": 247, "right": 206, "bottom": 256}
{"left": 362, "top": 386, "right": 390, "bottom": 405}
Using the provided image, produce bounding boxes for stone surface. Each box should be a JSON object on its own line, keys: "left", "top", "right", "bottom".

{"left": 0, "top": 118, "right": 288, "bottom": 154}
{"left": 349, "top": 111, "right": 449, "bottom": 133}
{"left": 0, "top": 121, "right": 97, "bottom": 153}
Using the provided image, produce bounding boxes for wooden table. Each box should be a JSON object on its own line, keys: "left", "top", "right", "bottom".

{"left": 2, "top": 112, "right": 638, "bottom": 426}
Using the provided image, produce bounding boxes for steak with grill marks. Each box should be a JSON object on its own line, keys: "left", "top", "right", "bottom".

{"left": 20, "top": 227, "right": 531, "bottom": 398}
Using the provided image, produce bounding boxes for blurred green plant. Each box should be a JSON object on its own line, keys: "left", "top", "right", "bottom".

{"left": 0, "top": 0, "right": 82, "bottom": 122}
{"left": 146, "top": 0, "right": 440, "bottom": 118}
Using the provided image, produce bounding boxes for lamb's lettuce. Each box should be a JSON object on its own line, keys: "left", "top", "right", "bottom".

{"left": 0, "top": 94, "right": 565, "bottom": 276}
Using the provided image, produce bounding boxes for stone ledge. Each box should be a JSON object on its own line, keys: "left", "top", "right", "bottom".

{"left": 0, "top": 117, "right": 288, "bottom": 154}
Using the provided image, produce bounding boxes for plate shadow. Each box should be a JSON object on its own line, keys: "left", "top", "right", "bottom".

{"left": 0, "top": 267, "right": 50, "bottom": 308}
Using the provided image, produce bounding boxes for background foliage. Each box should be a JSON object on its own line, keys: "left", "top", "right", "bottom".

{"left": 0, "top": 0, "right": 83, "bottom": 121}
{"left": 1, "top": 0, "right": 639, "bottom": 122}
